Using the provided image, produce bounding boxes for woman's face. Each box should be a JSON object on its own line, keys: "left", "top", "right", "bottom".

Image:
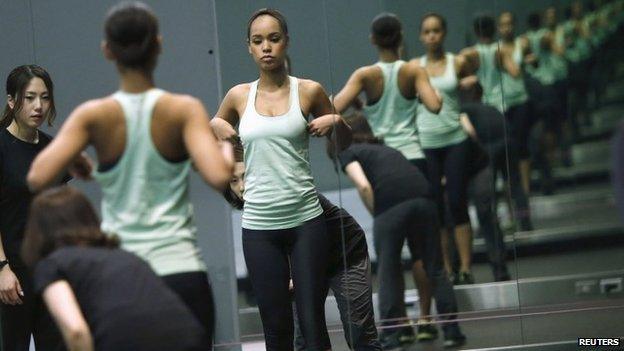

{"left": 8, "top": 77, "right": 50, "bottom": 130}
{"left": 248, "top": 15, "right": 288, "bottom": 71}
{"left": 545, "top": 8, "right": 557, "bottom": 27}
{"left": 420, "top": 17, "right": 445, "bottom": 51}
{"left": 230, "top": 162, "right": 245, "bottom": 200}
{"left": 498, "top": 13, "right": 515, "bottom": 40}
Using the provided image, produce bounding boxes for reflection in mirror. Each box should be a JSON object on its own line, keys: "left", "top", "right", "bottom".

{"left": 504, "top": 0, "right": 624, "bottom": 345}
{"left": 212, "top": 2, "right": 354, "bottom": 350}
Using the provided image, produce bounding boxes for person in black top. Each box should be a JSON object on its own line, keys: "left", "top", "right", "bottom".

{"left": 329, "top": 113, "right": 466, "bottom": 349}
{"left": 0, "top": 65, "right": 89, "bottom": 351}
{"left": 223, "top": 141, "right": 381, "bottom": 350}
{"left": 459, "top": 83, "right": 533, "bottom": 281}
{"left": 21, "top": 186, "right": 209, "bottom": 351}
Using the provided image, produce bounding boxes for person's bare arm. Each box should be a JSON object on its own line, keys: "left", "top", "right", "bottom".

{"left": 211, "top": 85, "right": 244, "bottom": 141}
{"left": 344, "top": 161, "right": 374, "bottom": 214}
{"left": 460, "top": 113, "right": 478, "bottom": 141}
{"left": 27, "top": 101, "right": 96, "bottom": 192}
{"left": 520, "top": 36, "right": 538, "bottom": 67}
{"left": 306, "top": 81, "right": 352, "bottom": 151}
{"left": 43, "top": 281, "right": 94, "bottom": 351}
{"left": 459, "top": 47, "right": 480, "bottom": 74}
{"left": 411, "top": 63, "right": 442, "bottom": 114}
{"left": 180, "top": 96, "right": 233, "bottom": 192}
{"left": 497, "top": 47, "right": 522, "bottom": 78}
{"left": 332, "top": 68, "right": 365, "bottom": 114}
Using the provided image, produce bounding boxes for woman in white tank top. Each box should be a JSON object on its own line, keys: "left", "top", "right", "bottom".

{"left": 27, "top": 2, "right": 233, "bottom": 348}
{"left": 332, "top": 13, "right": 441, "bottom": 171}
{"left": 416, "top": 13, "right": 477, "bottom": 287}
{"left": 210, "top": 8, "right": 351, "bottom": 351}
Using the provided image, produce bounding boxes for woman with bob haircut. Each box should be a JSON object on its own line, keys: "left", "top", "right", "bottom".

{"left": 22, "top": 186, "right": 210, "bottom": 351}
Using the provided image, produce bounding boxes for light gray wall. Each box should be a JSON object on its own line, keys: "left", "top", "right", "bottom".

{"left": 1, "top": 1, "right": 240, "bottom": 348}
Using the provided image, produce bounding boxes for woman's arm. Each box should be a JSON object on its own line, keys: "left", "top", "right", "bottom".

{"left": 411, "top": 63, "right": 442, "bottom": 114}
{"left": 27, "top": 101, "right": 95, "bottom": 192}
{"left": 332, "top": 68, "right": 365, "bottom": 114}
{"left": 459, "top": 47, "right": 480, "bottom": 74}
{"left": 211, "top": 86, "right": 244, "bottom": 141}
{"left": 307, "top": 81, "right": 352, "bottom": 151}
{"left": 496, "top": 48, "right": 521, "bottom": 78}
{"left": 180, "top": 96, "right": 233, "bottom": 192}
{"left": 459, "top": 113, "right": 478, "bottom": 141}
{"left": 43, "top": 281, "right": 94, "bottom": 351}
{"left": 344, "top": 161, "right": 374, "bottom": 214}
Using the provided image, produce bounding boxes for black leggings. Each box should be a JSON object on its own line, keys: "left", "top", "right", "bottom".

{"left": 423, "top": 139, "right": 471, "bottom": 225}
{"left": 162, "top": 271, "right": 215, "bottom": 349}
{"left": 243, "top": 215, "right": 330, "bottom": 351}
{"left": 0, "top": 265, "right": 65, "bottom": 351}
{"left": 505, "top": 102, "right": 534, "bottom": 160}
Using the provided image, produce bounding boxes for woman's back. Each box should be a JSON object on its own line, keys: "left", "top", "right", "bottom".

{"left": 34, "top": 247, "right": 208, "bottom": 351}
{"left": 91, "top": 89, "right": 205, "bottom": 276}
{"left": 338, "top": 143, "right": 429, "bottom": 215}
{"left": 362, "top": 61, "right": 421, "bottom": 160}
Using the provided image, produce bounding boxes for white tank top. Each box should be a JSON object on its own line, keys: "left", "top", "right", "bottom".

{"left": 417, "top": 53, "right": 466, "bottom": 149}
{"left": 363, "top": 60, "right": 423, "bottom": 160}
{"left": 93, "top": 88, "right": 205, "bottom": 276}
{"left": 238, "top": 76, "right": 322, "bottom": 230}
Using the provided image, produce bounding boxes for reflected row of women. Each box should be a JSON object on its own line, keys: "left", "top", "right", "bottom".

{"left": 1, "top": 0, "right": 623, "bottom": 351}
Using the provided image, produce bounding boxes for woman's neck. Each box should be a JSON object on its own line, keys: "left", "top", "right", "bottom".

{"left": 478, "top": 37, "right": 494, "bottom": 45}
{"left": 118, "top": 68, "right": 155, "bottom": 93}
{"left": 7, "top": 120, "right": 38, "bottom": 143}
{"left": 426, "top": 47, "right": 445, "bottom": 61}
{"left": 258, "top": 66, "right": 289, "bottom": 90}
{"left": 378, "top": 48, "right": 400, "bottom": 63}
{"left": 502, "top": 36, "right": 515, "bottom": 44}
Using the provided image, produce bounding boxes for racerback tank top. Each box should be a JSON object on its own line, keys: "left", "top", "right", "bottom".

{"left": 238, "top": 76, "right": 322, "bottom": 230}
{"left": 93, "top": 88, "right": 205, "bottom": 276}
{"left": 363, "top": 60, "right": 422, "bottom": 160}
{"left": 500, "top": 38, "right": 529, "bottom": 109}
{"left": 476, "top": 42, "right": 505, "bottom": 112}
{"left": 416, "top": 53, "right": 467, "bottom": 149}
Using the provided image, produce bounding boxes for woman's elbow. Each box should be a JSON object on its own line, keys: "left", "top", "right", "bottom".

{"left": 427, "top": 98, "right": 443, "bottom": 114}
{"left": 26, "top": 169, "right": 46, "bottom": 193}
{"left": 65, "top": 324, "right": 93, "bottom": 349}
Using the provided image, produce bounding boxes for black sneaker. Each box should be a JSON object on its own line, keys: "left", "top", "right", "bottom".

{"left": 454, "top": 272, "right": 475, "bottom": 285}
{"left": 398, "top": 326, "right": 416, "bottom": 345}
{"left": 443, "top": 333, "right": 467, "bottom": 348}
{"left": 379, "top": 333, "right": 402, "bottom": 350}
{"left": 416, "top": 322, "right": 438, "bottom": 341}
{"left": 380, "top": 327, "right": 415, "bottom": 350}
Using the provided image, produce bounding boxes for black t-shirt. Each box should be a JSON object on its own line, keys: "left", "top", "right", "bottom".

{"left": 0, "top": 129, "right": 59, "bottom": 266}
{"left": 318, "top": 194, "right": 368, "bottom": 275}
{"left": 460, "top": 102, "right": 506, "bottom": 149}
{"left": 34, "top": 247, "right": 208, "bottom": 351}
{"left": 338, "top": 143, "right": 430, "bottom": 216}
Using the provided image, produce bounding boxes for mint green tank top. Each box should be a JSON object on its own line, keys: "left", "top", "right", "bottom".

{"left": 416, "top": 53, "right": 467, "bottom": 149}
{"left": 238, "top": 76, "right": 322, "bottom": 230}
{"left": 363, "top": 60, "right": 423, "bottom": 160}
{"left": 93, "top": 89, "right": 206, "bottom": 276}
{"left": 526, "top": 28, "right": 568, "bottom": 85}
{"left": 500, "top": 38, "right": 529, "bottom": 109}
{"left": 476, "top": 43, "right": 505, "bottom": 112}
{"left": 563, "top": 20, "right": 592, "bottom": 63}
